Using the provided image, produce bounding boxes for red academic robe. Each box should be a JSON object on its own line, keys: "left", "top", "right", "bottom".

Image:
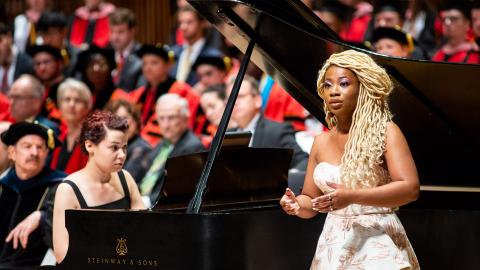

{"left": 264, "top": 83, "right": 307, "bottom": 131}
{"left": 111, "top": 81, "right": 200, "bottom": 146}
{"left": 50, "top": 130, "right": 89, "bottom": 174}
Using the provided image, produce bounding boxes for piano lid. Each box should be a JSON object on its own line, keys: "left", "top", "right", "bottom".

{"left": 189, "top": 0, "right": 480, "bottom": 186}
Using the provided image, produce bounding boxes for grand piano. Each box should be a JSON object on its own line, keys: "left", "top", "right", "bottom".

{"left": 55, "top": 0, "right": 480, "bottom": 269}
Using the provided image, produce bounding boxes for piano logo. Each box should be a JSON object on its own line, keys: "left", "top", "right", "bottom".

{"left": 116, "top": 238, "right": 128, "bottom": 256}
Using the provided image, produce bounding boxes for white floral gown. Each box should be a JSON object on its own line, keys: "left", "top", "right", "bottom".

{"left": 310, "top": 162, "right": 420, "bottom": 270}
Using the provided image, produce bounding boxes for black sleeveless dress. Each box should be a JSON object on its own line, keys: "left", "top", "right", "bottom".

{"left": 63, "top": 170, "right": 131, "bottom": 209}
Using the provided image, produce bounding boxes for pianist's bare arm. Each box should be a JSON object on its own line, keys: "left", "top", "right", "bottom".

{"left": 52, "top": 182, "right": 78, "bottom": 263}
{"left": 319, "top": 122, "right": 420, "bottom": 209}
{"left": 122, "top": 170, "right": 146, "bottom": 209}
{"left": 280, "top": 135, "right": 324, "bottom": 219}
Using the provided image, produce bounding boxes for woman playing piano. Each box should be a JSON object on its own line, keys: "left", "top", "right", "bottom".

{"left": 280, "top": 50, "right": 420, "bottom": 269}
{"left": 52, "top": 111, "right": 145, "bottom": 263}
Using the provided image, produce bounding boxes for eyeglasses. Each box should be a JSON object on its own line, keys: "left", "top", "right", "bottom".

{"left": 157, "top": 114, "right": 180, "bottom": 122}
{"left": 8, "top": 94, "right": 37, "bottom": 101}
{"left": 441, "top": 16, "right": 464, "bottom": 25}
{"left": 33, "top": 59, "right": 55, "bottom": 67}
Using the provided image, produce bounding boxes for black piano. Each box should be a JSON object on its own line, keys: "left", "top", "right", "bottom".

{"left": 55, "top": 1, "right": 480, "bottom": 269}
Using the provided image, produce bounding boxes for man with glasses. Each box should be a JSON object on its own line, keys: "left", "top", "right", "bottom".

{"left": 432, "top": 1, "right": 479, "bottom": 64}
{"left": 8, "top": 74, "right": 59, "bottom": 135}
{"left": 125, "top": 93, "right": 205, "bottom": 206}
{"left": 27, "top": 45, "right": 65, "bottom": 120}
{"left": 0, "top": 122, "right": 64, "bottom": 267}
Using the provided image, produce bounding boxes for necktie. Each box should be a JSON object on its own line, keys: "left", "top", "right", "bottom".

{"left": 176, "top": 46, "right": 192, "bottom": 82}
{"left": 1, "top": 66, "right": 9, "bottom": 94}
{"left": 114, "top": 53, "right": 125, "bottom": 84}
{"left": 139, "top": 142, "right": 173, "bottom": 196}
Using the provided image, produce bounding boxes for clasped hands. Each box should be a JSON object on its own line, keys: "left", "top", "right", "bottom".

{"left": 280, "top": 182, "right": 351, "bottom": 215}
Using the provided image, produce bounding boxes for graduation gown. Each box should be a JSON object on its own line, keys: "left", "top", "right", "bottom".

{"left": 0, "top": 167, "right": 65, "bottom": 267}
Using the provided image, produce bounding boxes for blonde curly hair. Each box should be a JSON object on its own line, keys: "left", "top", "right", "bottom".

{"left": 316, "top": 50, "right": 394, "bottom": 189}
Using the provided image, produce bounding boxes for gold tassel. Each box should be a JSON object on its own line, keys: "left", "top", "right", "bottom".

{"left": 47, "top": 129, "right": 55, "bottom": 149}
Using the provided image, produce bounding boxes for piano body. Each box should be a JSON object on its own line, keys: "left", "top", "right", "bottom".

{"left": 56, "top": 1, "right": 480, "bottom": 269}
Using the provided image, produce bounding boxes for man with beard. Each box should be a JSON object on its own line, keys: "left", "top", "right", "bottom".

{"left": 0, "top": 122, "right": 64, "bottom": 267}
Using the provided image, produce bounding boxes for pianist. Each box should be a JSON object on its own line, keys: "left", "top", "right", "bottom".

{"left": 52, "top": 111, "right": 145, "bottom": 263}
{"left": 280, "top": 50, "right": 420, "bottom": 269}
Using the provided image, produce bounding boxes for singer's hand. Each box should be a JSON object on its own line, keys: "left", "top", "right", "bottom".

{"left": 280, "top": 188, "right": 300, "bottom": 215}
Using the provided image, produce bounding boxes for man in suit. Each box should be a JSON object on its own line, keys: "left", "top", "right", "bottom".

{"left": 125, "top": 93, "right": 205, "bottom": 206}
{"left": 0, "top": 23, "right": 33, "bottom": 94}
{"left": 109, "top": 8, "right": 143, "bottom": 92}
{"left": 170, "top": 5, "right": 222, "bottom": 86}
{"left": 227, "top": 75, "right": 308, "bottom": 171}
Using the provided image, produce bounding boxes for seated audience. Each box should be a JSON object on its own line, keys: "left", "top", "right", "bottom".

{"left": 50, "top": 79, "right": 91, "bottom": 174}
{"left": 105, "top": 99, "right": 151, "bottom": 166}
{"left": 69, "top": 0, "right": 115, "bottom": 48}
{"left": 0, "top": 121, "right": 12, "bottom": 176}
{"left": 36, "top": 11, "right": 79, "bottom": 76}
{"left": 432, "top": 1, "right": 479, "bottom": 64}
{"left": 53, "top": 111, "right": 145, "bottom": 263}
{"left": 8, "top": 74, "right": 59, "bottom": 134}
{"left": 314, "top": 0, "right": 355, "bottom": 39}
{"left": 13, "top": 0, "right": 46, "bottom": 52}
{"left": 111, "top": 44, "right": 200, "bottom": 146}
{"left": 227, "top": 75, "right": 308, "bottom": 171}
{"left": 76, "top": 45, "right": 116, "bottom": 110}
{"left": 170, "top": 5, "right": 222, "bottom": 86}
{"left": 125, "top": 94, "right": 205, "bottom": 206}
{"left": 199, "top": 84, "right": 236, "bottom": 146}
{"left": 0, "top": 23, "right": 34, "bottom": 94}
{"left": 0, "top": 122, "right": 64, "bottom": 267}
{"left": 108, "top": 7, "right": 143, "bottom": 91}
{"left": 27, "top": 45, "right": 65, "bottom": 120}
{"left": 473, "top": 1, "right": 480, "bottom": 46}
{"left": 191, "top": 54, "right": 230, "bottom": 94}
{"left": 402, "top": 0, "right": 437, "bottom": 57}
{"left": 372, "top": 26, "right": 414, "bottom": 58}
{"left": 339, "top": 0, "right": 373, "bottom": 42}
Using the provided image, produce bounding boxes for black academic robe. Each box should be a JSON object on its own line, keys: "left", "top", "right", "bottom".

{"left": 0, "top": 167, "right": 65, "bottom": 267}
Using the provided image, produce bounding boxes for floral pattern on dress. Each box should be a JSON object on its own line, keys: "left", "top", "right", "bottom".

{"left": 310, "top": 162, "right": 420, "bottom": 270}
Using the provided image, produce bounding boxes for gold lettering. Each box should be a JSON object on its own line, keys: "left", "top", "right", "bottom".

{"left": 153, "top": 260, "right": 158, "bottom": 267}
{"left": 130, "top": 259, "right": 134, "bottom": 265}
{"left": 122, "top": 259, "right": 127, "bottom": 264}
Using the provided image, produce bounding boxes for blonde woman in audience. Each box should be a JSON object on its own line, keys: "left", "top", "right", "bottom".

{"left": 50, "top": 78, "right": 91, "bottom": 174}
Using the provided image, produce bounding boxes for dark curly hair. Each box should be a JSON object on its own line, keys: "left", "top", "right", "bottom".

{"left": 79, "top": 111, "right": 129, "bottom": 154}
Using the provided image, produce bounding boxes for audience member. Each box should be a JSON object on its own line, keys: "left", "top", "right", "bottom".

{"left": 53, "top": 111, "right": 145, "bottom": 263}
{"left": 0, "top": 121, "right": 12, "bottom": 176}
{"left": 126, "top": 94, "right": 205, "bottom": 206}
{"left": 432, "top": 1, "right": 479, "bottom": 63}
{"left": 339, "top": 0, "right": 373, "bottom": 42}
{"left": 27, "top": 45, "right": 65, "bottom": 120}
{"left": 199, "top": 84, "right": 235, "bottom": 146}
{"left": 170, "top": 5, "right": 222, "bottom": 86}
{"left": 69, "top": 0, "right": 115, "bottom": 48}
{"left": 105, "top": 99, "right": 151, "bottom": 167}
{"left": 314, "top": 0, "right": 355, "bottom": 38}
{"left": 109, "top": 7, "right": 143, "bottom": 91}
{"left": 76, "top": 45, "right": 116, "bottom": 109}
{"left": 8, "top": 75, "right": 59, "bottom": 134}
{"left": 372, "top": 0, "right": 406, "bottom": 29}
{"left": 13, "top": 0, "right": 47, "bottom": 52}
{"left": 472, "top": 1, "right": 480, "bottom": 46}
{"left": 36, "top": 11, "right": 79, "bottom": 76}
{"left": 111, "top": 44, "right": 200, "bottom": 146}
{"left": 50, "top": 79, "right": 91, "bottom": 174}
{"left": 0, "top": 23, "right": 34, "bottom": 94}
{"left": 402, "top": 0, "right": 437, "bottom": 57}
{"left": 372, "top": 26, "right": 414, "bottom": 58}
{"left": 227, "top": 75, "right": 308, "bottom": 171}
{"left": 191, "top": 54, "right": 230, "bottom": 94}
{"left": 0, "top": 122, "right": 64, "bottom": 267}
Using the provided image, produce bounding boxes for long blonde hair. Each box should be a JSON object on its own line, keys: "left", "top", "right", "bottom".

{"left": 316, "top": 50, "right": 393, "bottom": 189}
